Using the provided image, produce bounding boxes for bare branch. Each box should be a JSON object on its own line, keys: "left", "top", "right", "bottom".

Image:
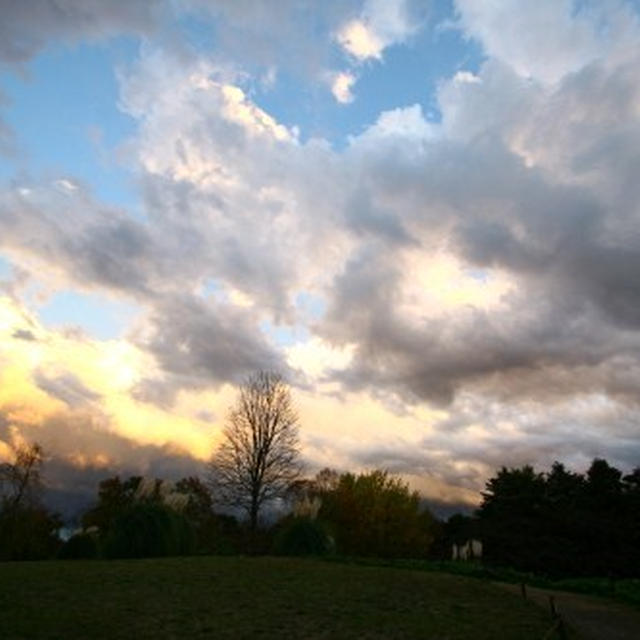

{"left": 207, "top": 371, "right": 302, "bottom": 530}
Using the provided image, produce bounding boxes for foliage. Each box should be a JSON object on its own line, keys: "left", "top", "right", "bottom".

{"left": 316, "top": 469, "right": 436, "bottom": 558}
{"left": 208, "top": 371, "right": 302, "bottom": 532}
{"left": 273, "top": 516, "right": 334, "bottom": 556}
{"left": 428, "top": 513, "right": 478, "bottom": 561}
{"left": 174, "top": 476, "right": 239, "bottom": 554}
{"left": 81, "top": 474, "right": 241, "bottom": 557}
{"left": 58, "top": 532, "right": 99, "bottom": 560}
{"left": 0, "top": 505, "right": 62, "bottom": 561}
{"left": 478, "top": 458, "right": 640, "bottom": 577}
{"left": 0, "top": 442, "right": 62, "bottom": 561}
{"left": 103, "top": 502, "right": 195, "bottom": 559}
{"left": 81, "top": 475, "right": 143, "bottom": 534}
{"left": 0, "top": 442, "right": 44, "bottom": 510}
{"left": 0, "top": 557, "right": 559, "bottom": 639}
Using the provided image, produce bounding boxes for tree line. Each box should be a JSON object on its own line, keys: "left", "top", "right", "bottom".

{"left": 1, "top": 371, "right": 638, "bottom": 579}
{"left": 440, "top": 459, "right": 640, "bottom": 578}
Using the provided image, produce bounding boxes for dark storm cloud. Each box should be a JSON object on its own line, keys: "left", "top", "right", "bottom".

{"left": 0, "top": 407, "right": 204, "bottom": 520}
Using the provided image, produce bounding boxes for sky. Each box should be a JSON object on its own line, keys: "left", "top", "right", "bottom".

{"left": 1, "top": 0, "right": 640, "bottom": 518}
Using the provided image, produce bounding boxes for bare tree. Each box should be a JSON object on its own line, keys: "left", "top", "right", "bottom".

{"left": 0, "top": 442, "right": 44, "bottom": 511}
{"left": 208, "top": 371, "right": 302, "bottom": 532}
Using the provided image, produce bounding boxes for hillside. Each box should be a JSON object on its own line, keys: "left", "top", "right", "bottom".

{"left": 1, "top": 556, "right": 571, "bottom": 639}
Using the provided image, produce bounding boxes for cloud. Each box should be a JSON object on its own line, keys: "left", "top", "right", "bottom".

{"left": 0, "top": 0, "right": 163, "bottom": 64}
{"left": 0, "top": 406, "right": 204, "bottom": 520}
{"left": 3, "top": 4, "right": 640, "bottom": 509}
{"left": 11, "top": 328, "right": 36, "bottom": 341}
{"left": 331, "top": 71, "right": 357, "bottom": 104}
{"left": 336, "top": 0, "right": 419, "bottom": 61}
{"left": 33, "top": 370, "right": 102, "bottom": 408}
{"left": 132, "top": 293, "right": 287, "bottom": 399}
{"left": 181, "top": 0, "right": 362, "bottom": 78}
{"left": 337, "top": 20, "right": 386, "bottom": 61}
{"left": 454, "top": 0, "right": 640, "bottom": 84}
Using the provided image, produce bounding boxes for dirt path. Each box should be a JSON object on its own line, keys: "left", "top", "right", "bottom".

{"left": 495, "top": 583, "right": 640, "bottom": 640}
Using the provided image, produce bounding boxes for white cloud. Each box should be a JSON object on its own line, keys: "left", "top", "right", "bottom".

{"left": 337, "top": 19, "right": 386, "bottom": 61}
{"left": 331, "top": 71, "right": 357, "bottom": 104}
{"left": 453, "top": 70, "right": 481, "bottom": 85}
{"left": 4, "top": 4, "right": 640, "bottom": 503}
{"left": 351, "top": 104, "right": 434, "bottom": 145}
{"left": 53, "top": 179, "right": 79, "bottom": 194}
{"left": 454, "top": 0, "right": 640, "bottom": 84}
{"left": 335, "top": 0, "right": 417, "bottom": 62}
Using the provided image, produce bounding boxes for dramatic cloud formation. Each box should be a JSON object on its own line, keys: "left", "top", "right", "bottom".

{"left": 1, "top": 0, "right": 639, "bottom": 515}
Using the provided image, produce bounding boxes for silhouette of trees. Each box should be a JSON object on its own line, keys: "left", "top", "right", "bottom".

{"left": 0, "top": 442, "right": 61, "bottom": 560}
{"left": 478, "top": 459, "right": 640, "bottom": 577}
{"left": 82, "top": 475, "right": 143, "bottom": 533}
{"left": 208, "top": 371, "right": 302, "bottom": 533}
{"left": 174, "top": 476, "right": 240, "bottom": 554}
{"left": 103, "top": 501, "right": 195, "bottom": 559}
{"left": 80, "top": 474, "right": 241, "bottom": 557}
{"left": 0, "top": 442, "right": 44, "bottom": 510}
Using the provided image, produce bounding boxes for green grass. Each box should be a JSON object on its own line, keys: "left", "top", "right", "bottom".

{"left": 326, "top": 557, "right": 640, "bottom": 609}
{"left": 0, "top": 556, "right": 567, "bottom": 639}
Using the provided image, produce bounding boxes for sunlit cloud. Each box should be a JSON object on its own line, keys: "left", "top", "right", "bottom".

{"left": 1, "top": 0, "right": 640, "bottom": 514}
{"left": 330, "top": 71, "right": 357, "bottom": 104}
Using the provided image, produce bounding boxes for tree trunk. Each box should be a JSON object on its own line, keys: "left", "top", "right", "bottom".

{"left": 248, "top": 496, "right": 259, "bottom": 554}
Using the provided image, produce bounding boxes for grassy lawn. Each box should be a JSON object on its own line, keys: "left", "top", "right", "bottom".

{"left": 0, "top": 556, "right": 572, "bottom": 639}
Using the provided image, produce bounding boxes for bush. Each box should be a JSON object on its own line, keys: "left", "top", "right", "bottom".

{"left": 58, "top": 532, "right": 99, "bottom": 560}
{"left": 103, "top": 503, "right": 195, "bottom": 559}
{"left": 273, "top": 517, "right": 334, "bottom": 556}
{"left": 0, "top": 506, "right": 62, "bottom": 561}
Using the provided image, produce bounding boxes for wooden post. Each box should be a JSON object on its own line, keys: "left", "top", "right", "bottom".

{"left": 548, "top": 595, "right": 557, "bottom": 618}
{"left": 520, "top": 582, "right": 527, "bottom": 599}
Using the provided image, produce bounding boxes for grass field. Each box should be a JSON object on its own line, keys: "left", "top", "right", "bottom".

{"left": 0, "top": 556, "right": 573, "bottom": 639}
{"left": 344, "top": 558, "right": 640, "bottom": 609}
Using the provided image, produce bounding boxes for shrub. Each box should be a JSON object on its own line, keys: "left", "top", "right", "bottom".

{"left": 0, "top": 506, "right": 62, "bottom": 561}
{"left": 273, "top": 517, "right": 334, "bottom": 556}
{"left": 103, "top": 503, "right": 195, "bottom": 559}
{"left": 58, "top": 532, "right": 99, "bottom": 560}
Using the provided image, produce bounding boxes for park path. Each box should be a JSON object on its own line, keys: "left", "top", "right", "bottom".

{"left": 495, "top": 583, "right": 640, "bottom": 640}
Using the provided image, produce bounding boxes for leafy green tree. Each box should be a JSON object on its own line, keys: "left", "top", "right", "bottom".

{"left": 317, "top": 469, "right": 436, "bottom": 558}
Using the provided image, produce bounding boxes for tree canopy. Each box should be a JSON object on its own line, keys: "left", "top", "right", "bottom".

{"left": 313, "top": 469, "right": 436, "bottom": 558}
{"left": 478, "top": 458, "right": 640, "bottom": 577}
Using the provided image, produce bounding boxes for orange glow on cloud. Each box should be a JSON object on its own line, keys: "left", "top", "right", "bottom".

{"left": 0, "top": 295, "right": 481, "bottom": 503}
